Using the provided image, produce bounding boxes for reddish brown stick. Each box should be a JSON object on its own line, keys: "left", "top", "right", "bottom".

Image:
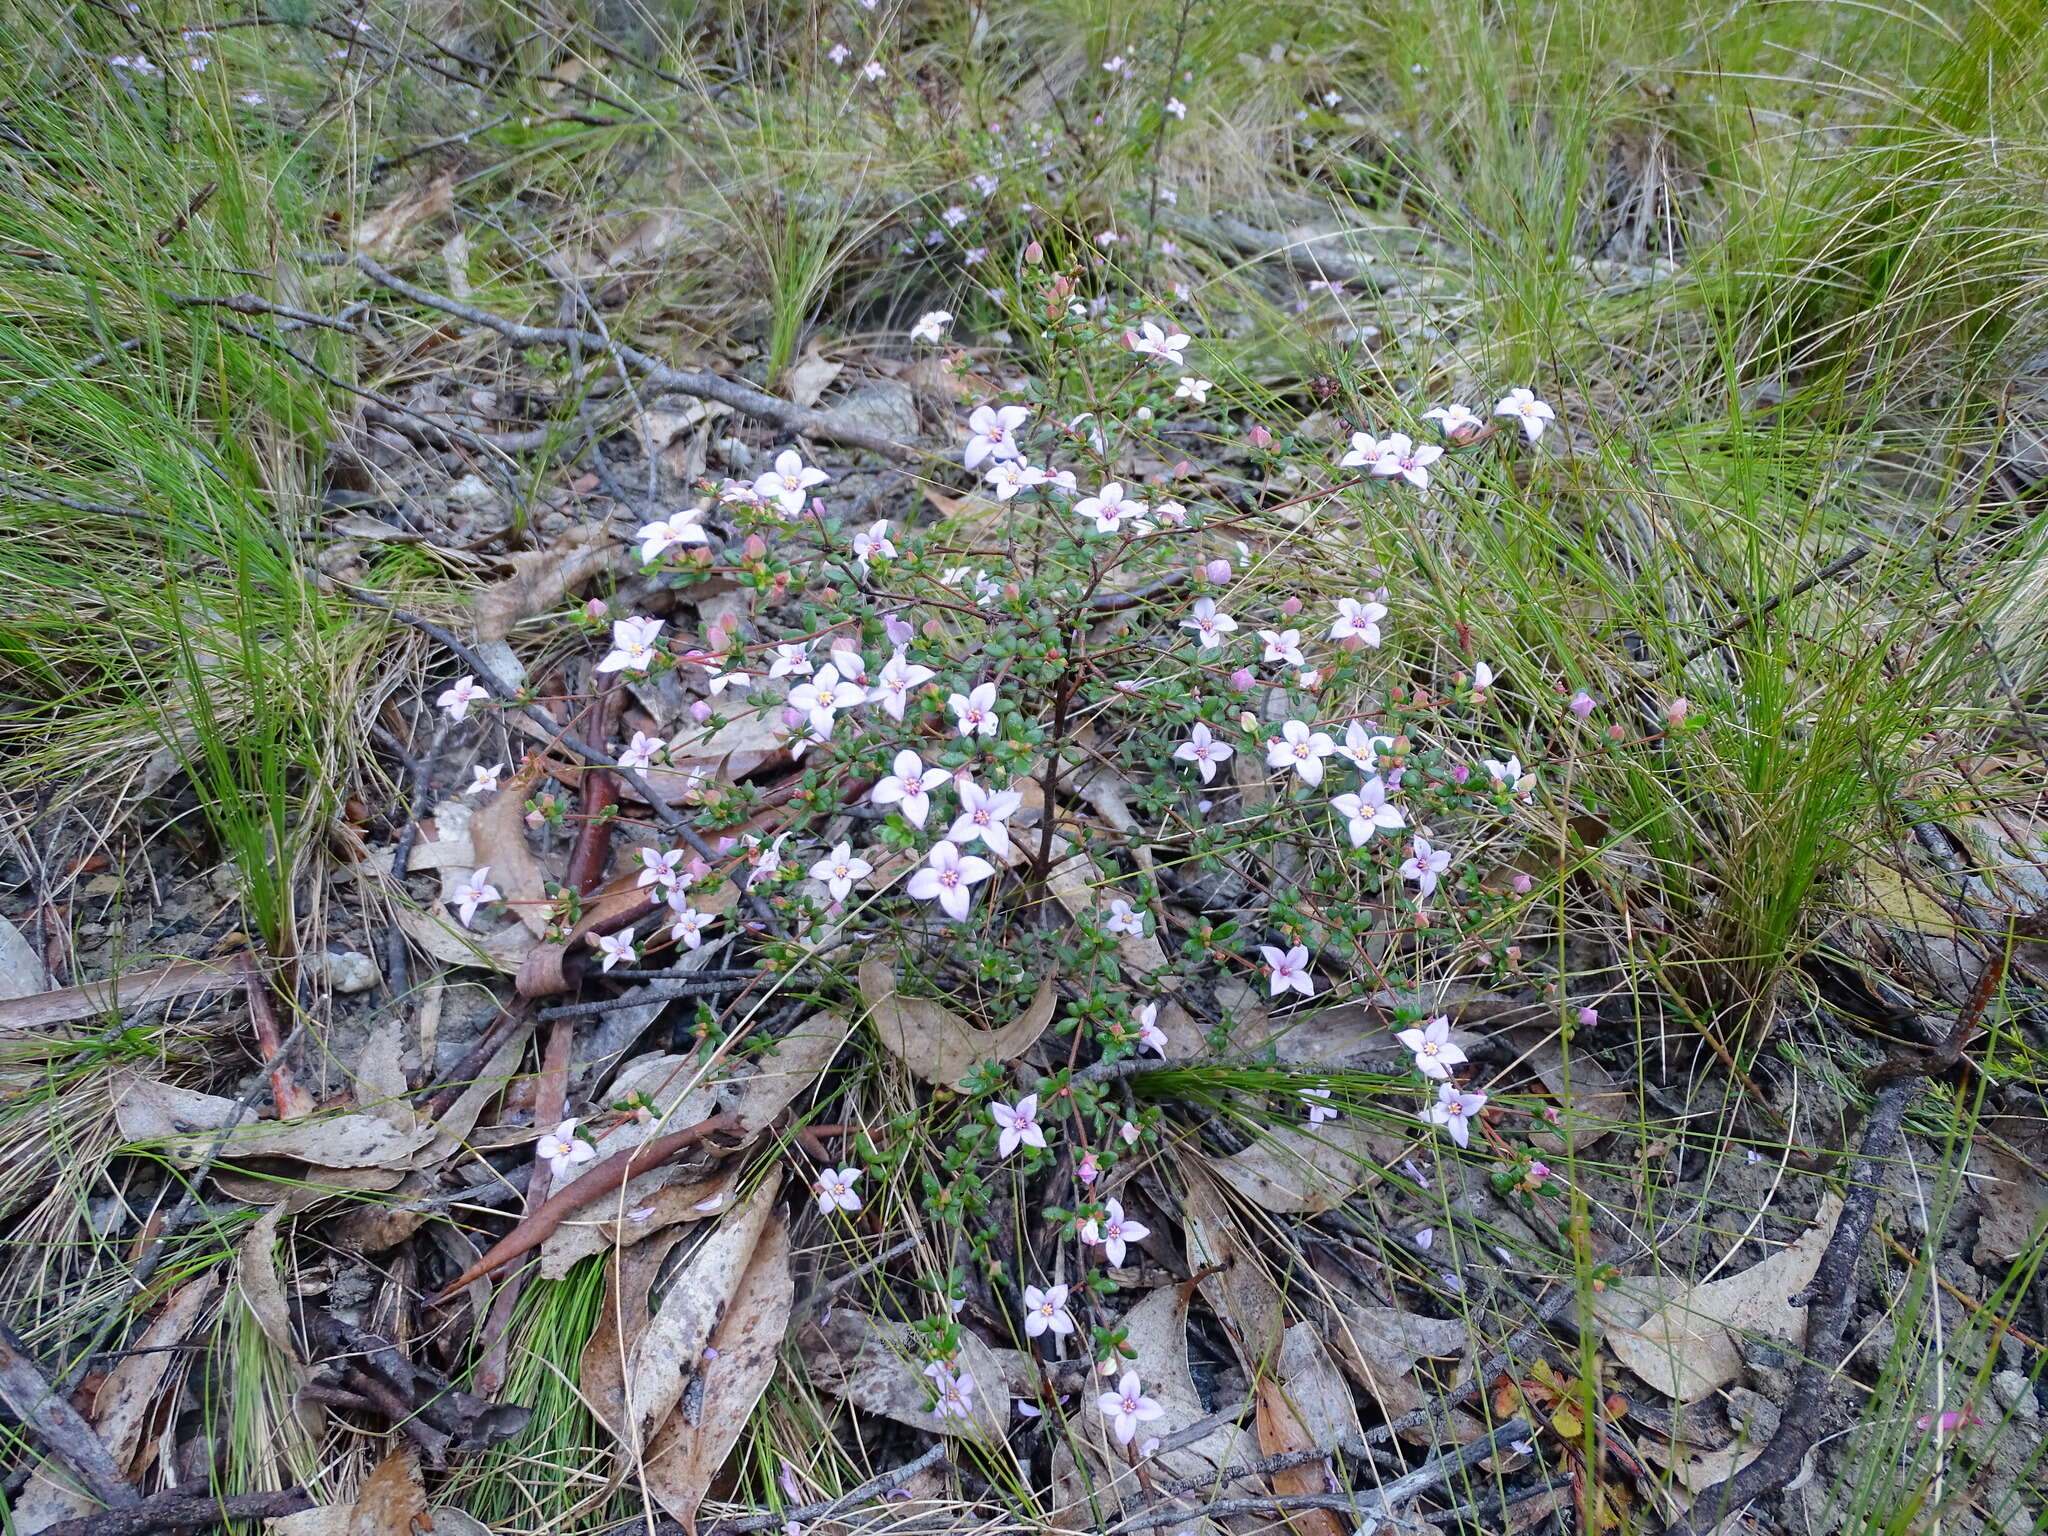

{"left": 237, "top": 954, "right": 312, "bottom": 1119}
{"left": 426, "top": 1110, "right": 740, "bottom": 1303}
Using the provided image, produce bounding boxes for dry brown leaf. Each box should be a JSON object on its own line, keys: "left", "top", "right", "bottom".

{"left": 1599, "top": 1195, "right": 1841, "bottom": 1403}
{"left": 93, "top": 1272, "right": 218, "bottom": 1481}
{"left": 1108, "top": 1285, "right": 1254, "bottom": 1484}
{"left": 730, "top": 1011, "right": 855, "bottom": 1135}
{"left": 1213, "top": 1121, "right": 1407, "bottom": 1214}
{"left": 615, "top": 1171, "right": 781, "bottom": 1449}
{"left": 1511, "top": 1030, "right": 1632, "bottom": 1153}
{"left": 1043, "top": 843, "right": 1170, "bottom": 978}
{"left": 352, "top": 1018, "right": 415, "bottom": 1134}
{"left": 470, "top": 763, "right": 552, "bottom": 938}
{"left": 235, "top": 1207, "right": 298, "bottom": 1364}
{"left": 0, "top": 912, "right": 50, "bottom": 998}
{"left": 580, "top": 1227, "right": 691, "bottom": 1437}
{"left": 783, "top": 348, "right": 844, "bottom": 409}
{"left": 1326, "top": 1305, "right": 1467, "bottom": 1416}
{"left": 0, "top": 957, "right": 239, "bottom": 1032}
{"left": 1181, "top": 1175, "right": 1283, "bottom": 1369}
{"left": 642, "top": 1212, "right": 796, "bottom": 1522}
{"left": 353, "top": 172, "right": 453, "bottom": 257}
{"left": 799, "top": 1307, "right": 1021, "bottom": 1442}
{"left": 655, "top": 708, "right": 792, "bottom": 784}
{"left": 272, "top": 1447, "right": 433, "bottom": 1536}
{"left": 473, "top": 522, "right": 622, "bottom": 642}
{"left": 860, "top": 961, "right": 1056, "bottom": 1087}
{"left": 114, "top": 1077, "right": 433, "bottom": 1170}
{"left": 1255, "top": 1325, "right": 1354, "bottom": 1536}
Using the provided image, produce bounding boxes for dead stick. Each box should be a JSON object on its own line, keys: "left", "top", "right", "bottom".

{"left": 0, "top": 1324, "right": 139, "bottom": 1509}
{"left": 35, "top": 1488, "right": 313, "bottom": 1536}
{"left": 426, "top": 1111, "right": 740, "bottom": 1302}
{"left": 237, "top": 953, "right": 312, "bottom": 1119}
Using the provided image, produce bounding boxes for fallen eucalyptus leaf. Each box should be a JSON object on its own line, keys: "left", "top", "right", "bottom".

{"left": 860, "top": 961, "right": 1056, "bottom": 1088}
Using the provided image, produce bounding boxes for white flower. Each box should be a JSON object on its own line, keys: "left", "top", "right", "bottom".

{"left": 752, "top": 448, "right": 829, "bottom": 515}
{"left": 1023, "top": 1283, "right": 1074, "bottom": 1338}
{"left": 814, "top": 1166, "right": 862, "bottom": 1214}
{"left": 1074, "top": 481, "right": 1146, "bottom": 534}
{"left": 1328, "top": 597, "right": 1387, "bottom": 646}
{"left": 1174, "top": 376, "right": 1211, "bottom": 403}
{"left": 1331, "top": 777, "right": 1406, "bottom": 845}
{"left": 1399, "top": 836, "right": 1454, "bottom": 900}
{"left": 768, "top": 642, "right": 813, "bottom": 679}
{"left": 1371, "top": 432, "right": 1445, "bottom": 490}
{"left": 948, "top": 779, "right": 1023, "bottom": 857}
{"left": 1173, "top": 721, "right": 1234, "bottom": 783}
{"left": 437, "top": 675, "right": 487, "bottom": 721}
{"left": 872, "top": 751, "right": 950, "bottom": 829}
{"left": 1259, "top": 628, "right": 1306, "bottom": 667}
{"left": 1471, "top": 661, "right": 1495, "bottom": 692}
{"left": 1165, "top": 97, "right": 1187, "bottom": 118}
{"left": 949, "top": 681, "right": 1000, "bottom": 738}
{"left": 1300, "top": 1087, "right": 1338, "bottom": 1125}
{"left": 1081, "top": 1198, "right": 1149, "bottom": 1266}
{"left": 1022, "top": 464, "right": 1078, "bottom": 493}
{"left": 1338, "top": 430, "right": 1381, "bottom": 469}
{"left": 1482, "top": 755, "right": 1537, "bottom": 798}
{"left": 828, "top": 42, "right": 850, "bottom": 65}
{"left": 449, "top": 867, "right": 500, "bottom": 927}
{"left": 636, "top": 846, "right": 687, "bottom": 891}
{"left": 597, "top": 615, "right": 666, "bottom": 674}
{"left": 907, "top": 839, "right": 996, "bottom": 921}
{"left": 984, "top": 460, "right": 1035, "bottom": 500}
{"left": 870, "top": 650, "right": 936, "bottom": 720}
{"left": 636, "top": 512, "right": 708, "bottom": 563}
{"left": 861, "top": 59, "right": 886, "bottom": 82}
{"left": 1266, "top": 719, "right": 1337, "bottom": 785}
{"left": 537, "top": 1119, "right": 598, "bottom": 1181}
{"left": 1260, "top": 944, "right": 1315, "bottom": 999}
{"left": 1334, "top": 720, "right": 1396, "bottom": 771}
{"left": 787, "top": 662, "right": 865, "bottom": 740}
{"left": 911, "top": 309, "right": 953, "bottom": 343}
{"left": 941, "top": 204, "right": 970, "bottom": 228}
{"left": 1125, "top": 319, "right": 1190, "bottom": 366}
{"left": 466, "top": 762, "right": 505, "bottom": 795}
{"left": 1494, "top": 387, "right": 1555, "bottom": 443}
{"left": 972, "top": 173, "right": 999, "bottom": 197}
{"left": 927, "top": 1364, "right": 973, "bottom": 1418}
{"left": 1135, "top": 1002, "right": 1169, "bottom": 1055}
{"left": 1104, "top": 899, "right": 1146, "bottom": 937}
{"left": 668, "top": 904, "right": 715, "bottom": 950}
{"left": 618, "top": 730, "right": 664, "bottom": 770}
{"left": 989, "top": 1094, "right": 1047, "bottom": 1158}
{"left": 1397, "top": 1016, "right": 1467, "bottom": 1080}
{"left": 1180, "top": 597, "right": 1238, "bottom": 650}
{"left": 744, "top": 832, "right": 786, "bottom": 878}
{"left": 595, "top": 927, "right": 637, "bottom": 971}
{"left": 1098, "top": 1370, "right": 1164, "bottom": 1445}
{"left": 851, "top": 520, "right": 896, "bottom": 570}
{"left": 1423, "top": 403, "right": 1482, "bottom": 438}
{"left": 809, "top": 841, "right": 873, "bottom": 903}
{"left": 964, "top": 403, "right": 1030, "bottom": 469}
{"left": 1426, "top": 1084, "right": 1488, "bottom": 1148}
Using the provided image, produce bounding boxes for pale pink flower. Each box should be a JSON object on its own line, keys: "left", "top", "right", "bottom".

{"left": 1396, "top": 1016, "right": 1466, "bottom": 1080}
{"left": 537, "top": 1119, "right": 598, "bottom": 1181}
{"left": 594, "top": 927, "right": 637, "bottom": 971}
{"left": 1334, "top": 719, "right": 1396, "bottom": 770}
{"left": 1371, "top": 432, "right": 1444, "bottom": 489}
{"left": 927, "top": 1364, "right": 974, "bottom": 1418}
{"left": 1300, "top": 1087, "right": 1338, "bottom": 1125}
{"left": 1097, "top": 1371, "right": 1164, "bottom": 1445}
{"left": 1482, "top": 755, "right": 1537, "bottom": 797}
{"left": 1174, "top": 376, "right": 1211, "bottom": 403}
{"left": 949, "top": 681, "right": 1000, "bottom": 738}
{"left": 1173, "top": 721, "right": 1234, "bottom": 783}
{"left": 964, "top": 403, "right": 1030, "bottom": 469}
{"left": 1180, "top": 596, "right": 1238, "bottom": 649}
{"left": 851, "top": 520, "right": 896, "bottom": 570}
{"left": 636, "top": 512, "right": 708, "bottom": 563}
{"left": 910, "top": 309, "right": 952, "bottom": 343}
{"left": 814, "top": 1166, "right": 862, "bottom": 1214}
{"left": 1266, "top": 719, "right": 1337, "bottom": 785}
{"left": 449, "top": 867, "right": 500, "bottom": 927}
{"left": 787, "top": 662, "right": 865, "bottom": 740}
{"left": 1134, "top": 1002, "right": 1168, "bottom": 1056}
{"left": 1423, "top": 403, "right": 1482, "bottom": 440}
{"left": 668, "top": 904, "right": 715, "bottom": 950}
{"left": 751, "top": 449, "right": 829, "bottom": 515}
{"left": 1331, "top": 777, "right": 1406, "bottom": 844}
{"left": 1338, "top": 430, "right": 1381, "bottom": 469}
{"left": 869, "top": 651, "right": 936, "bottom": 719}
{"left": 1082, "top": 1198, "right": 1149, "bottom": 1265}
{"left": 1329, "top": 597, "right": 1387, "bottom": 646}
{"left": 768, "top": 642, "right": 813, "bottom": 679}
{"left": 984, "top": 460, "right": 1034, "bottom": 500}
{"left": 1023, "top": 1283, "right": 1075, "bottom": 1338}
{"left": 1399, "top": 836, "right": 1453, "bottom": 900}
{"left": 1494, "top": 387, "right": 1555, "bottom": 442}
{"left": 990, "top": 1094, "right": 1047, "bottom": 1157}
{"left": 1104, "top": 899, "right": 1145, "bottom": 938}
{"left": 908, "top": 839, "right": 996, "bottom": 920}
{"left": 1426, "top": 1084, "right": 1488, "bottom": 1148}
{"left": 1074, "top": 481, "right": 1146, "bottom": 534}
{"left": 947, "top": 779, "right": 1023, "bottom": 857}
{"left": 466, "top": 762, "right": 505, "bottom": 795}
{"left": 1125, "top": 320, "right": 1189, "bottom": 367}
{"left": 437, "top": 675, "right": 487, "bottom": 720}
{"left": 1259, "top": 628, "right": 1306, "bottom": 667}
{"left": 597, "top": 615, "right": 665, "bottom": 674}
{"left": 809, "top": 842, "right": 873, "bottom": 903}
{"left": 618, "top": 730, "right": 663, "bottom": 770}
{"left": 872, "top": 749, "right": 950, "bottom": 828}
{"left": 636, "top": 846, "right": 687, "bottom": 891}
{"left": 1260, "top": 944, "right": 1315, "bottom": 998}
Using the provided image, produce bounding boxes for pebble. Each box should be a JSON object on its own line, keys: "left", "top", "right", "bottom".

{"left": 1993, "top": 1369, "right": 2038, "bottom": 1420}
{"left": 305, "top": 948, "right": 380, "bottom": 994}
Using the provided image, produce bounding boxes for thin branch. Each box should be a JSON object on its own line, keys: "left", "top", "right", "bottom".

{"left": 34, "top": 1487, "right": 313, "bottom": 1536}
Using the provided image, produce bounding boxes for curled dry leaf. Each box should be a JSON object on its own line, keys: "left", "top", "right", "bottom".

{"left": 1508, "top": 1026, "right": 1631, "bottom": 1153}
{"left": 94, "top": 1272, "right": 218, "bottom": 1482}
{"left": 641, "top": 1211, "right": 796, "bottom": 1523}
{"left": 1326, "top": 1306, "right": 1470, "bottom": 1417}
{"left": 1180, "top": 1174, "right": 1283, "bottom": 1369}
{"left": 1255, "top": 1324, "right": 1360, "bottom": 1536}
{"left": 472, "top": 522, "right": 623, "bottom": 643}
{"left": 1596, "top": 1194, "right": 1841, "bottom": 1404}
{"left": 1213, "top": 1120, "right": 1408, "bottom": 1214}
{"left": 859, "top": 961, "right": 1056, "bottom": 1088}
{"left": 114, "top": 1076, "right": 433, "bottom": 1170}
{"left": 728, "top": 1010, "right": 855, "bottom": 1135}
{"left": 469, "top": 762, "right": 553, "bottom": 938}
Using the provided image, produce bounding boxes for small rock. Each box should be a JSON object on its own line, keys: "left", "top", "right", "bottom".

{"left": 821, "top": 380, "right": 919, "bottom": 443}
{"left": 1993, "top": 1369, "right": 2037, "bottom": 1420}
{"left": 1725, "top": 1387, "right": 1781, "bottom": 1439}
{"left": 446, "top": 472, "right": 495, "bottom": 506}
{"left": 306, "top": 948, "right": 381, "bottom": 994}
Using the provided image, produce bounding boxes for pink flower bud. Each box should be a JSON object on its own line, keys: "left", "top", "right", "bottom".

{"left": 1281, "top": 596, "right": 1302, "bottom": 616}
{"left": 883, "top": 612, "right": 914, "bottom": 646}
{"left": 1666, "top": 697, "right": 1690, "bottom": 727}
{"left": 779, "top": 705, "right": 803, "bottom": 728}
{"left": 689, "top": 700, "right": 714, "bottom": 724}
{"left": 1024, "top": 241, "right": 1043, "bottom": 264}
{"left": 1451, "top": 763, "right": 1469, "bottom": 784}
{"left": 1577, "top": 1006, "right": 1598, "bottom": 1026}
{"left": 1077, "top": 1153, "right": 1099, "bottom": 1186}
{"left": 584, "top": 597, "right": 608, "bottom": 620}
{"left": 743, "top": 533, "right": 768, "bottom": 560}
{"left": 1171, "top": 459, "right": 1193, "bottom": 478}
{"left": 1119, "top": 1121, "right": 1140, "bottom": 1145}
{"left": 1569, "top": 690, "right": 1596, "bottom": 718}
{"left": 1607, "top": 723, "right": 1625, "bottom": 740}
{"left": 1247, "top": 423, "right": 1273, "bottom": 449}
{"left": 1509, "top": 872, "right": 1533, "bottom": 894}
{"left": 1204, "top": 558, "right": 1232, "bottom": 583}
{"left": 1229, "top": 668, "right": 1254, "bottom": 692}
{"left": 1527, "top": 1161, "right": 1551, "bottom": 1188}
